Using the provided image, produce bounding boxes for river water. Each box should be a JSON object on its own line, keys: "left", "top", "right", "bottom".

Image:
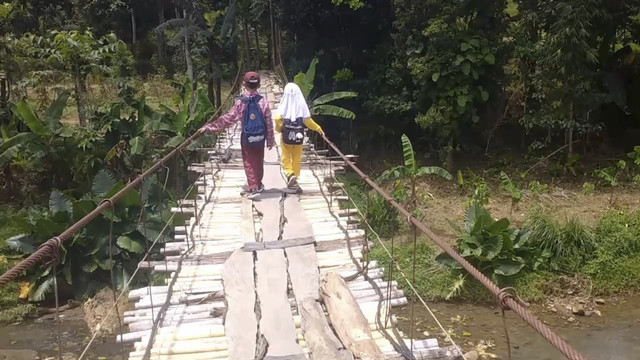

{"left": 395, "top": 295, "right": 640, "bottom": 360}
{"left": 0, "top": 297, "right": 638, "bottom": 359}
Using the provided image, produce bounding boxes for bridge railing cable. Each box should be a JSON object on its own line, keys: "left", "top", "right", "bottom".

{"left": 0, "top": 58, "right": 245, "bottom": 359}
{"left": 318, "top": 134, "right": 590, "bottom": 360}
{"left": 306, "top": 137, "right": 464, "bottom": 359}
{"left": 0, "top": 130, "right": 203, "bottom": 287}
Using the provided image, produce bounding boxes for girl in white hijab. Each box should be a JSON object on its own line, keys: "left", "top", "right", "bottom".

{"left": 275, "top": 83, "right": 324, "bottom": 188}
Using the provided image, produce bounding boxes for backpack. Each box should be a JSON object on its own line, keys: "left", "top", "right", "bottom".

{"left": 240, "top": 95, "right": 266, "bottom": 147}
{"left": 282, "top": 117, "right": 305, "bottom": 145}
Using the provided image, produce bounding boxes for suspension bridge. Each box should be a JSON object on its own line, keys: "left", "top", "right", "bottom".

{"left": 118, "top": 72, "right": 459, "bottom": 360}
{"left": 0, "top": 72, "right": 590, "bottom": 360}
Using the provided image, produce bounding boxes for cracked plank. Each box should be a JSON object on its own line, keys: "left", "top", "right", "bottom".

{"left": 242, "top": 236, "right": 315, "bottom": 251}
{"left": 222, "top": 250, "right": 257, "bottom": 359}
{"left": 256, "top": 249, "right": 304, "bottom": 357}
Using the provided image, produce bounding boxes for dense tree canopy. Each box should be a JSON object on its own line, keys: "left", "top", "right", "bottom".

{"left": 2, "top": 0, "right": 640, "bottom": 167}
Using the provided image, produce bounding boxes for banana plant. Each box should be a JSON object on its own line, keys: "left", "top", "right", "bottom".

{"left": 377, "top": 134, "right": 452, "bottom": 209}
{"left": 4, "top": 169, "right": 174, "bottom": 300}
{"left": 294, "top": 57, "right": 358, "bottom": 120}
{"left": 1, "top": 90, "right": 71, "bottom": 190}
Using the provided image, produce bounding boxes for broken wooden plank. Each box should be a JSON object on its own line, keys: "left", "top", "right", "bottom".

{"left": 256, "top": 249, "right": 304, "bottom": 358}
{"left": 320, "top": 272, "right": 385, "bottom": 360}
{"left": 286, "top": 244, "right": 354, "bottom": 360}
{"left": 242, "top": 236, "right": 315, "bottom": 251}
{"left": 222, "top": 250, "right": 257, "bottom": 359}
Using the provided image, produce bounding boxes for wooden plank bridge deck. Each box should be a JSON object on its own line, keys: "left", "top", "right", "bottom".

{"left": 120, "top": 73, "right": 460, "bottom": 360}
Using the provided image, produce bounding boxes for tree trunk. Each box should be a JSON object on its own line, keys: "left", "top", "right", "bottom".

{"left": 568, "top": 101, "right": 574, "bottom": 155}
{"left": 157, "top": 0, "right": 167, "bottom": 74}
{"left": 266, "top": 33, "right": 273, "bottom": 69}
{"left": 73, "top": 65, "right": 87, "bottom": 126}
{"left": 0, "top": 75, "right": 7, "bottom": 110}
{"left": 131, "top": 5, "right": 137, "bottom": 45}
{"left": 242, "top": 18, "right": 251, "bottom": 70}
{"left": 269, "top": 0, "right": 276, "bottom": 68}
{"left": 253, "top": 25, "right": 261, "bottom": 69}
{"left": 446, "top": 137, "right": 455, "bottom": 174}
{"left": 207, "top": 44, "right": 215, "bottom": 107}
{"left": 183, "top": 9, "right": 195, "bottom": 91}
{"left": 215, "top": 76, "right": 222, "bottom": 109}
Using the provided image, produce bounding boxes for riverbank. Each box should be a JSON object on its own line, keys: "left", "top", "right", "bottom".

{"left": 345, "top": 169, "right": 640, "bottom": 306}
{"left": 394, "top": 295, "right": 640, "bottom": 359}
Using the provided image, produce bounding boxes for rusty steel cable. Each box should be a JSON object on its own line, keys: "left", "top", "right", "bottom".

{"left": 0, "top": 131, "right": 202, "bottom": 286}
{"left": 77, "top": 167, "right": 209, "bottom": 360}
{"left": 320, "top": 135, "right": 590, "bottom": 360}
{"left": 0, "top": 55, "right": 247, "bottom": 287}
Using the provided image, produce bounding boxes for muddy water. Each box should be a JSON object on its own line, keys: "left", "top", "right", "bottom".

{"left": 1, "top": 298, "right": 638, "bottom": 359}
{"left": 0, "top": 309, "right": 123, "bottom": 359}
{"left": 395, "top": 296, "right": 640, "bottom": 360}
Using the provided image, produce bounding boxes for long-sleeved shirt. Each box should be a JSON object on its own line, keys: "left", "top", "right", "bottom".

{"left": 274, "top": 115, "right": 323, "bottom": 135}
{"left": 202, "top": 91, "right": 275, "bottom": 148}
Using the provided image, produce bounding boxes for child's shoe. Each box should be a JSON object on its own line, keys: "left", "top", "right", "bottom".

{"left": 244, "top": 189, "right": 260, "bottom": 200}
{"left": 287, "top": 175, "right": 298, "bottom": 188}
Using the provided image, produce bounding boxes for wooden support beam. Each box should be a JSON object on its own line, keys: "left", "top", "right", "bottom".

{"left": 320, "top": 272, "right": 385, "bottom": 360}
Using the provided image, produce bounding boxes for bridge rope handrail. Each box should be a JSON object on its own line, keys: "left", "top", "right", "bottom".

{"left": 307, "top": 139, "right": 464, "bottom": 358}
{"left": 0, "top": 131, "right": 202, "bottom": 286}
{"left": 319, "top": 134, "right": 590, "bottom": 360}
{"left": 77, "top": 166, "right": 207, "bottom": 359}
{"left": 0, "top": 58, "right": 245, "bottom": 287}
{"left": 331, "top": 175, "right": 465, "bottom": 357}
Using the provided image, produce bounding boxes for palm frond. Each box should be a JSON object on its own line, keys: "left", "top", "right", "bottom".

{"left": 220, "top": 0, "right": 238, "bottom": 38}
{"left": 155, "top": 18, "right": 191, "bottom": 33}
{"left": 31, "top": 275, "right": 54, "bottom": 301}
{"left": 169, "top": 25, "right": 203, "bottom": 46}
{"left": 445, "top": 274, "right": 466, "bottom": 300}
{"left": 416, "top": 166, "right": 453, "bottom": 180}
{"left": 400, "top": 134, "right": 415, "bottom": 173}
{"left": 311, "top": 105, "right": 355, "bottom": 120}
{"left": 311, "top": 91, "right": 358, "bottom": 106}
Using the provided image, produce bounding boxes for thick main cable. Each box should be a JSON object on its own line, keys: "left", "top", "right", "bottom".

{"left": 320, "top": 135, "right": 589, "bottom": 360}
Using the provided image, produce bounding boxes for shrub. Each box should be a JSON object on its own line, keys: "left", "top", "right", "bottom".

{"left": 525, "top": 209, "right": 595, "bottom": 271}
{"left": 370, "top": 240, "right": 460, "bottom": 301}
{"left": 436, "top": 204, "right": 544, "bottom": 285}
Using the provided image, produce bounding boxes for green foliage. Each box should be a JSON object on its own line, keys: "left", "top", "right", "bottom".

{"left": 526, "top": 209, "right": 596, "bottom": 272}
{"left": 294, "top": 57, "right": 358, "bottom": 121}
{"left": 436, "top": 204, "right": 540, "bottom": 285}
{"left": 499, "top": 172, "right": 522, "bottom": 213}
{"left": 584, "top": 211, "right": 640, "bottom": 294}
{"left": 377, "top": 135, "right": 451, "bottom": 209}
{"left": 366, "top": 193, "right": 399, "bottom": 238}
{"left": 528, "top": 181, "right": 548, "bottom": 198}
{"left": 2, "top": 169, "right": 174, "bottom": 300}
{"left": 370, "top": 240, "right": 461, "bottom": 301}
{"left": 333, "top": 68, "right": 354, "bottom": 82}
{"left": 331, "top": 0, "right": 364, "bottom": 10}
{"left": 338, "top": 173, "right": 399, "bottom": 238}
{"left": 595, "top": 160, "right": 627, "bottom": 188}
{"left": 582, "top": 182, "right": 595, "bottom": 196}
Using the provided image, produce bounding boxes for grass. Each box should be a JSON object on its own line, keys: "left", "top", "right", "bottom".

{"left": 357, "top": 159, "right": 640, "bottom": 302}
{"left": 526, "top": 209, "right": 596, "bottom": 272}
{"left": 583, "top": 210, "right": 640, "bottom": 295}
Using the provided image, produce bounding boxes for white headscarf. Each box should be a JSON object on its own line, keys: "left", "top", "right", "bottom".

{"left": 277, "top": 83, "right": 311, "bottom": 120}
